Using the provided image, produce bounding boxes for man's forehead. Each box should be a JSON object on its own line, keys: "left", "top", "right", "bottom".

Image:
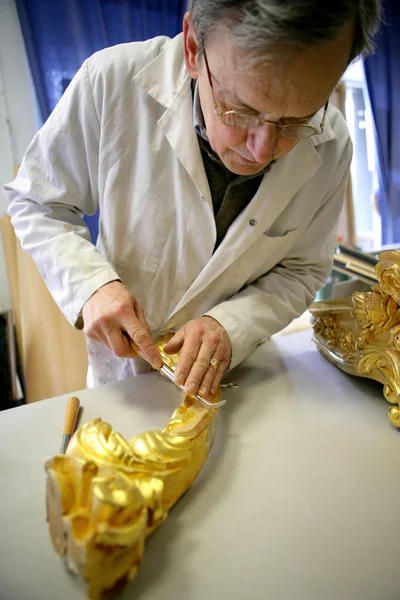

{"left": 207, "top": 41, "right": 342, "bottom": 119}
{"left": 206, "top": 21, "right": 351, "bottom": 108}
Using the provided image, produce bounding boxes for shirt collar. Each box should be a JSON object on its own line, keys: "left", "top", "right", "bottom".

{"left": 193, "top": 79, "right": 209, "bottom": 142}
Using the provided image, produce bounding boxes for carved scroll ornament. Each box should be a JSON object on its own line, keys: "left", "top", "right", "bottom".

{"left": 310, "top": 250, "right": 400, "bottom": 427}
{"left": 45, "top": 334, "right": 221, "bottom": 599}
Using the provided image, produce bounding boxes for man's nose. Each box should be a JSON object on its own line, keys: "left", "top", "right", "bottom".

{"left": 246, "top": 124, "right": 278, "bottom": 163}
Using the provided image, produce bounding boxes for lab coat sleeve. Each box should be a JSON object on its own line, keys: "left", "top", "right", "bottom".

{"left": 204, "top": 139, "right": 353, "bottom": 370}
{"left": 4, "top": 59, "right": 120, "bottom": 327}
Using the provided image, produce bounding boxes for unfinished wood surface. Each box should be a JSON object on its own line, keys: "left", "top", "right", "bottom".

{"left": 0, "top": 215, "right": 88, "bottom": 402}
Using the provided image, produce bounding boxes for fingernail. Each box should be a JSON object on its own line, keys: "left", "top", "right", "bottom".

{"left": 186, "top": 383, "right": 196, "bottom": 395}
{"left": 210, "top": 385, "right": 216, "bottom": 395}
{"left": 175, "top": 373, "right": 184, "bottom": 386}
{"left": 199, "top": 387, "right": 208, "bottom": 397}
{"left": 153, "top": 358, "right": 163, "bottom": 370}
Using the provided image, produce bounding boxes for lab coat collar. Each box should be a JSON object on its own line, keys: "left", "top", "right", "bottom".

{"left": 133, "top": 34, "right": 187, "bottom": 108}
{"left": 134, "top": 34, "right": 213, "bottom": 206}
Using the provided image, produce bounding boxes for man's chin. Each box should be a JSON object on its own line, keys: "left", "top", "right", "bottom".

{"left": 225, "top": 155, "right": 269, "bottom": 175}
{"left": 233, "top": 164, "right": 267, "bottom": 175}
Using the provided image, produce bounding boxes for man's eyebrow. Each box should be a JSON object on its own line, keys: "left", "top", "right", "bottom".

{"left": 228, "top": 96, "right": 317, "bottom": 122}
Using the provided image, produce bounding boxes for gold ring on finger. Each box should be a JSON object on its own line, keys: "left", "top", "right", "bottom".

{"left": 210, "top": 357, "right": 218, "bottom": 369}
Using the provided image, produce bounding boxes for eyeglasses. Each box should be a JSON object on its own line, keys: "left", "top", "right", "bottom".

{"left": 203, "top": 48, "right": 328, "bottom": 140}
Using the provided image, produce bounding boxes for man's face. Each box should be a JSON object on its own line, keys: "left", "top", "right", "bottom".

{"left": 184, "top": 16, "right": 354, "bottom": 175}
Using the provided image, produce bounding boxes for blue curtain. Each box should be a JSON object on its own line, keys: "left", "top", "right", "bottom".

{"left": 15, "top": 0, "right": 186, "bottom": 242}
{"left": 363, "top": 2, "right": 400, "bottom": 245}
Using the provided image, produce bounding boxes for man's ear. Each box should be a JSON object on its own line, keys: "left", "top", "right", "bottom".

{"left": 183, "top": 12, "right": 199, "bottom": 79}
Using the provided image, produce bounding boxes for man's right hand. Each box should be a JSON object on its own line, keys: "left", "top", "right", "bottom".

{"left": 82, "top": 280, "right": 163, "bottom": 369}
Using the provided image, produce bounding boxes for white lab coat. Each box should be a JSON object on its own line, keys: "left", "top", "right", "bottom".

{"left": 5, "top": 34, "right": 352, "bottom": 387}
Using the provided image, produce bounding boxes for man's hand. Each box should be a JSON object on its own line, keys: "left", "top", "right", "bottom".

{"left": 163, "top": 316, "right": 231, "bottom": 399}
{"left": 82, "top": 281, "right": 162, "bottom": 369}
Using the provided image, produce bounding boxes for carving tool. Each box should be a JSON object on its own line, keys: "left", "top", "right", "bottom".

{"left": 60, "top": 396, "right": 80, "bottom": 453}
{"left": 127, "top": 335, "right": 226, "bottom": 408}
{"left": 158, "top": 362, "right": 226, "bottom": 408}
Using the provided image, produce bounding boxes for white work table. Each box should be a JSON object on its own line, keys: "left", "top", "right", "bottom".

{"left": 0, "top": 330, "right": 399, "bottom": 600}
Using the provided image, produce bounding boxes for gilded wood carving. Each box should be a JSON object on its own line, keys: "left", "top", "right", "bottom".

{"left": 310, "top": 249, "right": 400, "bottom": 427}
{"left": 45, "top": 335, "right": 221, "bottom": 599}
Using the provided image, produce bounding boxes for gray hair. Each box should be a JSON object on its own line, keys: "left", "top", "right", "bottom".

{"left": 190, "top": 0, "right": 382, "bottom": 64}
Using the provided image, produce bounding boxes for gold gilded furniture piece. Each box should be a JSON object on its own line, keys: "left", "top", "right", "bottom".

{"left": 45, "top": 335, "right": 221, "bottom": 599}
{"left": 310, "top": 249, "right": 400, "bottom": 428}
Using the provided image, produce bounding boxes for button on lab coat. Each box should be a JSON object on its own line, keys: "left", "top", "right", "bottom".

{"left": 5, "top": 34, "right": 352, "bottom": 387}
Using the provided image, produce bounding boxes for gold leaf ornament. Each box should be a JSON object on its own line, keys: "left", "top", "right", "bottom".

{"left": 45, "top": 334, "right": 221, "bottom": 599}
{"left": 377, "top": 250, "right": 400, "bottom": 305}
{"left": 310, "top": 249, "right": 400, "bottom": 428}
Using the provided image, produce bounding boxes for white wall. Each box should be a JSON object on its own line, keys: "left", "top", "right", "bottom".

{"left": 343, "top": 58, "right": 364, "bottom": 84}
{"left": 0, "top": 0, "right": 38, "bottom": 310}
{"left": 0, "top": 0, "right": 38, "bottom": 209}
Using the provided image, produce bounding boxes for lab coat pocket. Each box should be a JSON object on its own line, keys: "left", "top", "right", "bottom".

{"left": 244, "top": 227, "right": 300, "bottom": 285}
{"left": 263, "top": 225, "right": 299, "bottom": 238}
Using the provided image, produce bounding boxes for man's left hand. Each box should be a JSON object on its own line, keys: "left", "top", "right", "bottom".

{"left": 163, "top": 316, "right": 231, "bottom": 399}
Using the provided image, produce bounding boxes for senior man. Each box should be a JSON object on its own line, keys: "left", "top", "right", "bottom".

{"left": 5, "top": 1, "right": 381, "bottom": 398}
